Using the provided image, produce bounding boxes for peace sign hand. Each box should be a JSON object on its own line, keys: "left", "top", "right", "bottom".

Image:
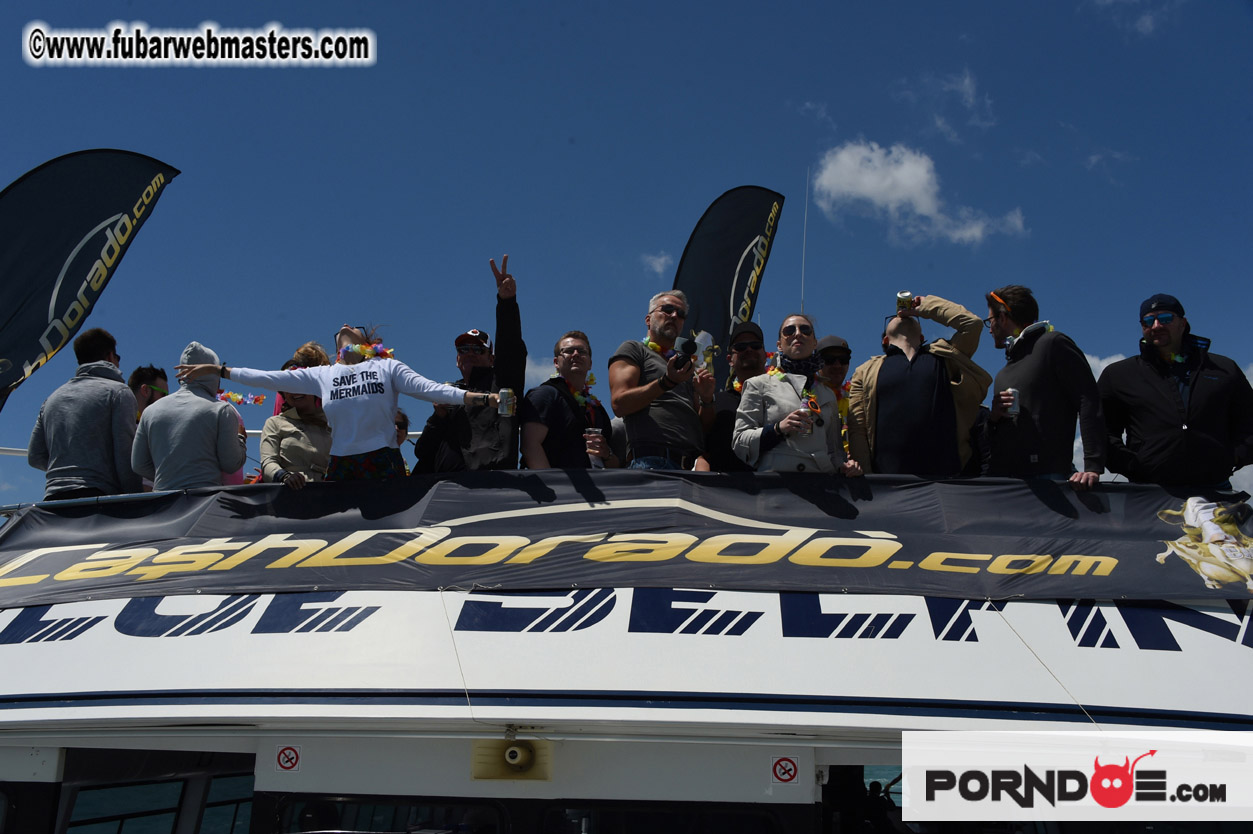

{"left": 489, "top": 254, "right": 516, "bottom": 299}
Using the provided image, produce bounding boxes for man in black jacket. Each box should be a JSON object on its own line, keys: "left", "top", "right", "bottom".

{"left": 414, "top": 255, "right": 527, "bottom": 472}
{"left": 984, "top": 285, "right": 1105, "bottom": 489}
{"left": 1098, "top": 293, "right": 1253, "bottom": 487}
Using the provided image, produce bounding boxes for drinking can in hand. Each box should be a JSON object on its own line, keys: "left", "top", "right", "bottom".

{"left": 585, "top": 428, "right": 605, "bottom": 469}
{"left": 497, "top": 388, "right": 516, "bottom": 417}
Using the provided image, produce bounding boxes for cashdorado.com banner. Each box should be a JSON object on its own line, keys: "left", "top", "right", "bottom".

{"left": 0, "top": 472, "right": 1250, "bottom": 607}
{"left": 0, "top": 149, "right": 180, "bottom": 412}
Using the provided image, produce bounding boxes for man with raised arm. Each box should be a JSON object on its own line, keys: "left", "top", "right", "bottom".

{"left": 414, "top": 255, "right": 528, "bottom": 472}
{"left": 847, "top": 294, "right": 991, "bottom": 478}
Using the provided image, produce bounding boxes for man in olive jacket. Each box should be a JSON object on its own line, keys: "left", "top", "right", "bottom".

{"left": 847, "top": 294, "right": 991, "bottom": 477}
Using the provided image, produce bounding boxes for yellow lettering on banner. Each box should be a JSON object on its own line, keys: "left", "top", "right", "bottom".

{"left": 988, "top": 554, "right": 1053, "bottom": 575}
{"left": 54, "top": 548, "right": 158, "bottom": 581}
{"left": 584, "top": 533, "right": 698, "bottom": 562}
{"left": 918, "top": 552, "right": 992, "bottom": 574}
{"left": 88, "top": 259, "right": 109, "bottom": 291}
{"left": 416, "top": 536, "right": 529, "bottom": 565}
{"left": 1049, "top": 554, "right": 1117, "bottom": 576}
{"left": 787, "top": 537, "right": 901, "bottom": 567}
{"left": 127, "top": 541, "right": 250, "bottom": 581}
{"left": 203, "top": 533, "right": 327, "bottom": 570}
{"left": 0, "top": 544, "right": 104, "bottom": 587}
{"left": 298, "top": 528, "right": 449, "bottom": 567}
{"left": 508, "top": 534, "right": 608, "bottom": 564}
{"left": 686, "top": 529, "right": 813, "bottom": 564}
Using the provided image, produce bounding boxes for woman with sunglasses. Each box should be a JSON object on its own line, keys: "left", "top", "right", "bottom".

{"left": 732, "top": 314, "right": 862, "bottom": 476}
{"left": 177, "top": 325, "right": 495, "bottom": 481}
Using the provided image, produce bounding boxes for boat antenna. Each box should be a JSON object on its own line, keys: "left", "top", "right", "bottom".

{"left": 800, "top": 166, "right": 810, "bottom": 314}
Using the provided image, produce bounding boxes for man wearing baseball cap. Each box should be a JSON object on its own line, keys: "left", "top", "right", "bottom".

{"left": 414, "top": 255, "right": 528, "bottom": 472}
{"left": 1098, "top": 293, "right": 1253, "bottom": 487}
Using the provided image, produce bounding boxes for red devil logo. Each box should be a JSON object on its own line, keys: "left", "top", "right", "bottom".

{"left": 1090, "top": 750, "right": 1156, "bottom": 808}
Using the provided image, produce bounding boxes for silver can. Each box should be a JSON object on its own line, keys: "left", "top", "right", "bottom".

{"left": 1004, "top": 387, "right": 1020, "bottom": 417}
{"left": 497, "top": 388, "right": 516, "bottom": 417}
{"left": 896, "top": 291, "right": 913, "bottom": 311}
{"left": 585, "top": 428, "right": 605, "bottom": 469}
{"left": 798, "top": 406, "right": 815, "bottom": 437}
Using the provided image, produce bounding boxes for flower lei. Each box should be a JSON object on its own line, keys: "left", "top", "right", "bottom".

{"left": 644, "top": 339, "right": 675, "bottom": 359}
{"left": 217, "top": 391, "right": 266, "bottom": 405}
{"left": 768, "top": 366, "right": 820, "bottom": 414}
{"left": 338, "top": 343, "right": 394, "bottom": 361}
{"left": 554, "top": 372, "right": 601, "bottom": 420}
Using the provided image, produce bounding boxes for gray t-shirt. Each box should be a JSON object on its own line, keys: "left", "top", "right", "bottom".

{"left": 609, "top": 340, "right": 704, "bottom": 457}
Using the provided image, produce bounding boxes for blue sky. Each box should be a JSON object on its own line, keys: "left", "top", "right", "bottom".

{"left": 2, "top": 0, "right": 1251, "bottom": 505}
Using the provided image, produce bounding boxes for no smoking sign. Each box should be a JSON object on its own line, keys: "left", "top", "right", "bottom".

{"left": 276, "top": 745, "right": 301, "bottom": 772}
{"left": 771, "top": 756, "right": 798, "bottom": 784}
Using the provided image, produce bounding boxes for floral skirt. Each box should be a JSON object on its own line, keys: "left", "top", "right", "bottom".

{"left": 325, "top": 447, "right": 406, "bottom": 481}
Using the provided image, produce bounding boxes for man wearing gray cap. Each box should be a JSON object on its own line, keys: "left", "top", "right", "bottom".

{"left": 1098, "top": 293, "right": 1253, "bottom": 487}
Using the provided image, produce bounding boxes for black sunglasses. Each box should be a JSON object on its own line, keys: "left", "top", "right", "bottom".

{"left": 822, "top": 353, "right": 851, "bottom": 365}
{"left": 781, "top": 323, "right": 813, "bottom": 337}
{"left": 730, "top": 340, "right": 764, "bottom": 352}
{"left": 651, "top": 303, "right": 687, "bottom": 318}
{"left": 457, "top": 345, "right": 488, "bottom": 355}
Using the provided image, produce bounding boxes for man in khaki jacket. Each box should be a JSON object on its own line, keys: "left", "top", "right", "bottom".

{"left": 847, "top": 294, "right": 991, "bottom": 477}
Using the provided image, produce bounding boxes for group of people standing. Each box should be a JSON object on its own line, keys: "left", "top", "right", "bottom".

{"left": 25, "top": 257, "right": 1253, "bottom": 500}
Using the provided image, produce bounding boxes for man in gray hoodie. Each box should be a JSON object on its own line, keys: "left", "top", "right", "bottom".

{"left": 132, "top": 341, "right": 247, "bottom": 491}
{"left": 28, "top": 327, "right": 143, "bottom": 500}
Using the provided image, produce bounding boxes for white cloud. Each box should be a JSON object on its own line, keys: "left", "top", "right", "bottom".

{"left": 1086, "top": 352, "right": 1127, "bottom": 380}
{"left": 812, "top": 140, "right": 1026, "bottom": 246}
{"left": 1244, "top": 363, "right": 1253, "bottom": 384}
{"left": 796, "top": 100, "right": 838, "bottom": 132}
{"left": 1090, "top": 0, "right": 1180, "bottom": 37}
{"left": 524, "top": 355, "right": 556, "bottom": 389}
{"left": 641, "top": 251, "right": 673, "bottom": 277}
{"left": 1017, "top": 149, "right": 1046, "bottom": 167}
{"left": 934, "top": 115, "right": 961, "bottom": 144}
{"left": 940, "top": 69, "right": 997, "bottom": 129}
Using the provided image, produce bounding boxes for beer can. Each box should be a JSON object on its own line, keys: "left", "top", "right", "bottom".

{"left": 585, "top": 428, "right": 605, "bottom": 469}
{"left": 1005, "top": 388, "right": 1020, "bottom": 417}
{"left": 798, "top": 406, "right": 815, "bottom": 437}
{"left": 896, "top": 291, "right": 913, "bottom": 311}
{"left": 497, "top": 388, "right": 516, "bottom": 416}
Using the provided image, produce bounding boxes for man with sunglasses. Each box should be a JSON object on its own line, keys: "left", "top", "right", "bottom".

{"left": 415, "top": 255, "right": 528, "bottom": 472}
{"left": 608, "top": 290, "right": 716, "bottom": 470}
{"left": 127, "top": 364, "right": 169, "bottom": 420}
{"left": 705, "top": 321, "right": 769, "bottom": 472}
{"left": 984, "top": 284, "right": 1105, "bottom": 489}
{"left": 847, "top": 293, "right": 991, "bottom": 478}
{"left": 1097, "top": 294, "right": 1253, "bottom": 487}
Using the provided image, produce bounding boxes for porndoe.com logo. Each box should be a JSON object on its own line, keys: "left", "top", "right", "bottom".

{"left": 904, "top": 732, "right": 1249, "bottom": 822}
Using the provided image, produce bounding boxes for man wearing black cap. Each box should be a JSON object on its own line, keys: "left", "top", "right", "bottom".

{"left": 414, "top": 255, "right": 527, "bottom": 472}
{"left": 984, "top": 284, "right": 1105, "bottom": 489}
{"left": 705, "top": 321, "right": 769, "bottom": 472}
{"left": 1098, "top": 293, "right": 1253, "bottom": 487}
{"left": 816, "top": 335, "right": 853, "bottom": 452}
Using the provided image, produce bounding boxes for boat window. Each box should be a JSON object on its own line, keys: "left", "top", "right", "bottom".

{"left": 66, "top": 780, "right": 183, "bottom": 833}
{"left": 199, "top": 774, "right": 254, "bottom": 834}
{"left": 275, "top": 799, "right": 501, "bottom": 832}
